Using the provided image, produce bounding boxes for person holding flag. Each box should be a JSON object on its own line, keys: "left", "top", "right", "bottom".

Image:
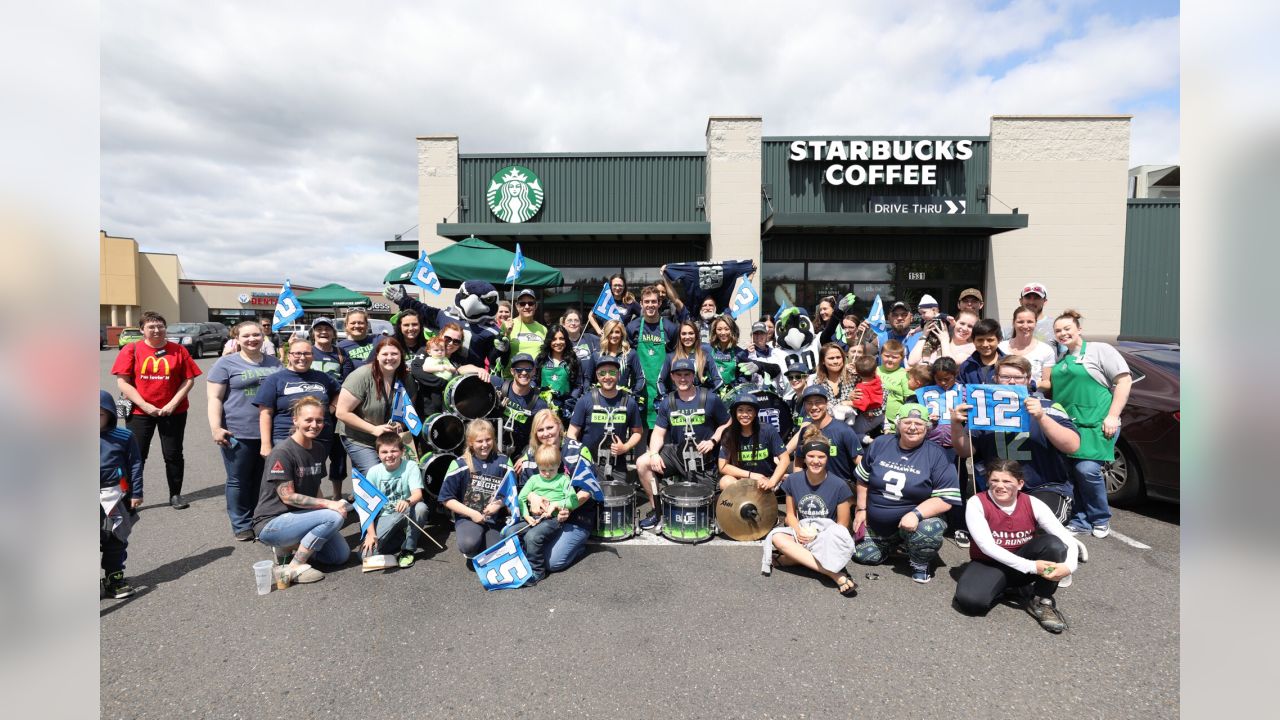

{"left": 588, "top": 273, "right": 641, "bottom": 335}
{"left": 495, "top": 288, "right": 547, "bottom": 376}
{"left": 516, "top": 445, "right": 582, "bottom": 585}
{"left": 513, "top": 409, "right": 595, "bottom": 573}
{"left": 356, "top": 433, "right": 428, "bottom": 568}
{"left": 439, "top": 419, "right": 516, "bottom": 559}
{"left": 335, "top": 337, "right": 414, "bottom": 476}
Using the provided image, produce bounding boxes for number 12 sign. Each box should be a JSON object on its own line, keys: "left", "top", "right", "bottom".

{"left": 965, "top": 384, "right": 1030, "bottom": 433}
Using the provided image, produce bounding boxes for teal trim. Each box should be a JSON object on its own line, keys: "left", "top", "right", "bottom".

{"left": 437, "top": 221, "right": 711, "bottom": 238}
{"left": 1120, "top": 200, "right": 1179, "bottom": 341}
{"left": 764, "top": 212, "right": 1026, "bottom": 234}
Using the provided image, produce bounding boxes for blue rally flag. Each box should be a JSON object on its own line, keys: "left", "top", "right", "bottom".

{"left": 474, "top": 534, "right": 533, "bottom": 590}
{"left": 352, "top": 468, "right": 389, "bottom": 536}
{"left": 493, "top": 468, "right": 521, "bottom": 526}
{"left": 866, "top": 294, "right": 886, "bottom": 335}
{"left": 570, "top": 457, "right": 605, "bottom": 503}
{"left": 728, "top": 276, "right": 760, "bottom": 319}
{"left": 773, "top": 301, "right": 790, "bottom": 321}
{"left": 410, "top": 250, "right": 443, "bottom": 295}
{"left": 390, "top": 380, "right": 423, "bottom": 436}
{"left": 965, "top": 384, "right": 1031, "bottom": 433}
{"left": 591, "top": 283, "right": 623, "bottom": 322}
{"left": 506, "top": 243, "right": 525, "bottom": 284}
{"left": 916, "top": 384, "right": 966, "bottom": 426}
{"left": 271, "top": 279, "right": 303, "bottom": 331}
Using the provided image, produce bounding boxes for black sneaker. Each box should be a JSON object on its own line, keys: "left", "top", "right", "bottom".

{"left": 1026, "top": 595, "right": 1068, "bottom": 633}
{"left": 103, "top": 571, "right": 135, "bottom": 599}
{"left": 234, "top": 529, "right": 255, "bottom": 542}
{"left": 638, "top": 510, "right": 661, "bottom": 532}
{"left": 170, "top": 495, "right": 190, "bottom": 510}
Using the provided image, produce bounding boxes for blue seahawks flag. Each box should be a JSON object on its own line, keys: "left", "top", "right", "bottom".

{"left": 494, "top": 468, "right": 522, "bottom": 526}
{"left": 570, "top": 457, "right": 605, "bottom": 503}
{"left": 591, "top": 283, "right": 623, "bottom": 322}
{"left": 505, "top": 243, "right": 525, "bottom": 284}
{"left": 866, "top": 294, "right": 887, "bottom": 335}
{"left": 271, "top": 279, "right": 303, "bottom": 331}
{"left": 727, "top": 276, "right": 760, "bottom": 319}
{"left": 965, "top": 384, "right": 1031, "bottom": 433}
{"left": 352, "top": 469, "right": 388, "bottom": 536}
{"left": 916, "top": 384, "right": 966, "bottom": 426}
{"left": 474, "top": 534, "right": 533, "bottom": 590}
{"left": 390, "top": 380, "right": 423, "bottom": 436}
{"left": 410, "top": 250, "right": 443, "bottom": 295}
{"left": 773, "top": 300, "right": 790, "bottom": 321}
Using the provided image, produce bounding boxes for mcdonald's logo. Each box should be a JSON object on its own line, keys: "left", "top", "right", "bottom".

{"left": 140, "top": 355, "right": 171, "bottom": 377}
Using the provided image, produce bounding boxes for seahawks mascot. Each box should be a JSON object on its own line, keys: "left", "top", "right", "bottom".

{"left": 774, "top": 306, "right": 822, "bottom": 375}
{"left": 383, "top": 280, "right": 501, "bottom": 363}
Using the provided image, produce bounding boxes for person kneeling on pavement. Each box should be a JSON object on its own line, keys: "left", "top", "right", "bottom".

{"left": 952, "top": 459, "right": 1076, "bottom": 633}
{"left": 358, "top": 432, "right": 429, "bottom": 569}
{"left": 517, "top": 444, "right": 581, "bottom": 585}
{"left": 101, "top": 390, "right": 144, "bottom": 599}
{"left": 635, "top": 357, "right": 730, "bottom": 531}
{"left": 253, "top": 396, "right": 353, "bottom": 586}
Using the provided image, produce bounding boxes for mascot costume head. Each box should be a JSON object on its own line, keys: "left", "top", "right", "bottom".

{"left": 450, "top": 280, "right": 500, "bottom": 323}
{"left": 774, "top": 307, "right": 820, "bottom": 374}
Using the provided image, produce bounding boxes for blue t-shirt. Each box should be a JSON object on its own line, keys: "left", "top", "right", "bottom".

{"left": 970, "top": 399, "right": 1077, "bottom": 498}
{"left": 795, "top": 418, "right": 861, "bottom": 482}
{"left": 207, "top": 353, "right": 283, "bottom": 439}
{"left": 655, "top": 389, "right": 729, "bottom": 446}
{"left": 338, "top": 337, "right": 374, "bottom": 378}
{"left": 781, "top": 471, "right": 854, "bottom": 521}
{"left": 310, "top": 345, "right": 347, "bottom": 383}
{"left": 856, "top": 435, "right": 961, "bottom": 533}
{"left": 718, "top": 424, "right": 785, "bottom": 475}
{"left": 438, "top": 453, "right": 511, "bottom": 516}
{"left": 255, "top": 369, "right": 342, "bottom": 443}
{"left": 570, "top": 389, "right": 641, "bottom": 456}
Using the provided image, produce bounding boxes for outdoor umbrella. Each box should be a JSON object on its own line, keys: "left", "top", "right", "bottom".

{"left": 384, "top": 236, "right": 563, "bottom": 288}
{"left": 297, "top": 283, "right": 373, "bottom": 310}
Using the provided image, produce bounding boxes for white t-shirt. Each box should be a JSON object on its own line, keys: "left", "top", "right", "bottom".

{"left": 998, "top": 338, "right": 1057, "bottom": 381}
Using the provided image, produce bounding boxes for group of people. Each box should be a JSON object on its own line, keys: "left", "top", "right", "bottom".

{"left": 103, "top": 273, "right": 1133, "bottom": 633}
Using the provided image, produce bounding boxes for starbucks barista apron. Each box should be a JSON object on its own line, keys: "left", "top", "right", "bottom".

{"left": 1050, "top": 341, "right": 1117, "bottom": 462}
{"left": 713, "top": 346, "right": 738, "bottom": 388}
{"left": 637, "top": 319, "right": 668, "bottom": 429}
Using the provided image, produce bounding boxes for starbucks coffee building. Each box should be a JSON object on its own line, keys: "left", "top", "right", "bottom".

{"left": 401, "top": 115, "right": 1145, "bottom": 336}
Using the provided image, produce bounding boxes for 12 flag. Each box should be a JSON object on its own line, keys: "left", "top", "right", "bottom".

{"left": 271, "top": 279, "right": 303, "bottom": 331}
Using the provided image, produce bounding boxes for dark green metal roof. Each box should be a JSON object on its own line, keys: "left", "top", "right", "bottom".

{"left": 1120, "top": 199, "right": 1179, "bottom": 341}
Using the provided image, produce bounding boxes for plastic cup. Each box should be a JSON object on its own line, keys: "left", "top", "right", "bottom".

{"left": 253, "top": 560, "right": 273, "bottom": 595}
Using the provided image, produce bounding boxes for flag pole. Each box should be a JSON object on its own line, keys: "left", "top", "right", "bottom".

{"left": 401, "top": 514, "right": 447, "bottom": 551}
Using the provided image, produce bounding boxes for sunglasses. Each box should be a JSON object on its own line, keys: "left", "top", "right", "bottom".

{"left": 596, "top": 369, "right": 619, "bottom": 377}
{"left": 443, "top": 337, "right": 462, "bottom": 345}
{"left": 786, "top": 373, "right": 807, "bottom": 380}
{"left": 517, "top": 301, "right": 536, "bottom": 308}
{"left": 512, "top": 367, "right": 534, "bottom": 375}
{"left": 287, "top": 352, "right": 313, "bottom": 357}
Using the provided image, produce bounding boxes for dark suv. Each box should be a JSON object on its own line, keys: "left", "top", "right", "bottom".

{"left": 166, "top": 322, "right": 229, "bottom": 358}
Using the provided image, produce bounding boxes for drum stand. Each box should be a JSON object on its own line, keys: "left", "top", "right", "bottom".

{"left": 597, "top": 427, "right": 618, "bottom": 480}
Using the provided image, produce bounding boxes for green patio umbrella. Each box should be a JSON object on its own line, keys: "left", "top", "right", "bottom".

{"left": 297, "top": 283, "right": 372, "bottom": 310}
{"left": 384, "top": 236, "right": 563, "bottom": 288}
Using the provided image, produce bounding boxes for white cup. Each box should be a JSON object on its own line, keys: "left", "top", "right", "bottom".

{"left": 253, "top": 560, "right": 273, "bottom": 595}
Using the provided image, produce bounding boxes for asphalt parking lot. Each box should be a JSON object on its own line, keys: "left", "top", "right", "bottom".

{"left": 100, "top": 351, "right": 1180, "bottom": 719}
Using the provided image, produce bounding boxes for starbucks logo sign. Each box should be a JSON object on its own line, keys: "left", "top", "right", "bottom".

{"left": 486, "top": 165, "right": 544, "bottom": 223}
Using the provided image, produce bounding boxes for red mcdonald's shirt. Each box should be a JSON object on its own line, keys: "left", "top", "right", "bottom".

{"left": 111, "top": 341, "right": 202, "bottom": 415}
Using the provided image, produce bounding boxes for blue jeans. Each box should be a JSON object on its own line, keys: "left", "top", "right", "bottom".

{"left": 546, "top": 522, "right": 590, "bottom": 572}
{"left": 522, "top": 517, "right": 563, "bottom": 580}
{"left": 373, "top": 502, "right": 429, "bottom": 553}
{"left": 257, "top": 509, "right": 352, "bottom": 566}
{"left": 220, "top": 438, "right": 263, "bottom": 534}
{"left": 341, "top": 437, "right": 380, "bottom": 477}
{"left": 1070, "top": 459, "right": 1112, "bottom": 529}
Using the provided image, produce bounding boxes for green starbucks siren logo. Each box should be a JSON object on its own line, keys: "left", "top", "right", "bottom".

{"left": 486, "top": 165, "right": 545, "bottom": 223}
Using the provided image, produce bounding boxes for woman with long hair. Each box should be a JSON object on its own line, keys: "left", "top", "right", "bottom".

{"left": 589, "top": 273, "right": 640, "bottom": 335}
{"left": 909, "top": 309, "right": 978, "bottom": 367}
{"left": 717, "top": 393, "right": 788, "bottom": 491}
{"left": 335, "top": 336, "right": 413, "bottom": 475}
{"left": 560, "top": 308, "right": 600, "bottom": 364}
{"left": 512, "top": 409, "right": 594, "bottom": 573}
{"left": 1000, "top": 305, "right": 1057, "bottom": 388}
{"left": 812, "top": 342, "right": 857, "bottom": 423}
{"left": 438, "top": 419, "right": 514, "bottom": 558}
{"left": 708, "top": 315, "right": 748, "bottom": 390}
{"left": 594, "top": 319, "right": 645, "bottom": 398}
{"left": 656, "top": 319, "right": 723, "bottom": 397}
{"left": 535, "top": 323, "right": 585, "bottom": 425}
{"left": 392, "top": 308, "right": 427, "bottom": 360}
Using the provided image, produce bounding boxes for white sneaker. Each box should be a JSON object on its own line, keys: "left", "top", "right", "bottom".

{"left": 1091, "top": 524, "right": 1111, "bottom": 539}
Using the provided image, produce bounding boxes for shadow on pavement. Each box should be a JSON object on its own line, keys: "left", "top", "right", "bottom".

{"left": 100, "top": 545, "right": 234, "bottom": 618}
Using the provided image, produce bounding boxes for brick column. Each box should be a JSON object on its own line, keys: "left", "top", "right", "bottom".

{"left": 704, "top": 116, "right": 763, "bottom": 332}
{"left": 417, "top": 135, "right": 460, "bottom": 306}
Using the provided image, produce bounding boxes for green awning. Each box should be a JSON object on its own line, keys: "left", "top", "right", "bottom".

{"left": 384, "top": 236, "right": 564, "bottom": 288}
{"left": 297, "top": 283, "right": 372, "bottom": 310}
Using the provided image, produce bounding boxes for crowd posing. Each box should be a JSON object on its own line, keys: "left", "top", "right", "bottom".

{"left": 102, "top": 270, "right": 1131, "bottom": 633}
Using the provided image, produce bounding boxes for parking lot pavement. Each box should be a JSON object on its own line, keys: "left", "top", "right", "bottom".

{"left": 100, "top": 353, "right": 1180, "bottom": 719}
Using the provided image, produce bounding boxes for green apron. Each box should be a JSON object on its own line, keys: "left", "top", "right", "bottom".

{"left": 541, "top": 361, "right": 569, "bottom": 396}
{"left": 1050, "top": 341, "right": 1118, "bottom": 462}
{"left": 713, "top": 347, "right": 738, "bottom": 387}
{"left": 637, "top": 319, "right": 668, "bottom": 429}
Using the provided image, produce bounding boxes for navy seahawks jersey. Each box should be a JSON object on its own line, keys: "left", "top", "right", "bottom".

{"left": 719, "top": 424, "right": 785, "bottom": 475}
{"left": 655, "top": 389, "right": 729, "bottom": 446}
{"left": 663, "top": 260, "right": 756, "bottom": 309}
{"left": 970, "top": 401, "right": 1077, "bottom": 498}
{"left": 856, "top": 435, "right": 961, "bottom": 533}
{"left": 492, "top": 380, "right": 549, "bottom": 455}
{"left": 569, "top": 388, "right": 641, "bottom": 457}
{"left": 795, "top": 418, "right": 860, "bottom": 483}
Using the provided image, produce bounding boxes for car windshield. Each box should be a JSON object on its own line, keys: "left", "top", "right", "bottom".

{"left": 168, "top": 323, "right": 200, "bottom": 334}
{"left": 1134, "top": 348, "right": 1180, "bottom": 375}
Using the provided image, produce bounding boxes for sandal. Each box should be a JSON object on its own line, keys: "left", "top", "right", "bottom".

{"left": 837, "top": 575, "right": 858, "bottom": 597}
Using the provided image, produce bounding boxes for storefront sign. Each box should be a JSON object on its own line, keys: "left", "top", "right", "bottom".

{"left": 870, "top": 197, "right": 967, "bottom": 215}
{"left": 245, "top": 292, "right": 278, "bottom": 306}
{"left": 789, "top": 139, "right": 973, "bottom": 186}
{"left": 486, "top": 165, "right": 545, "bottom": 223}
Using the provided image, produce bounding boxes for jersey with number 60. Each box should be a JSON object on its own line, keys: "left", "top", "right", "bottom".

{"left": 970, "top": 399, "right": 1077, "bottom": 499}
{"left": 856, "top": 435, "right": 960, "bottom": 533}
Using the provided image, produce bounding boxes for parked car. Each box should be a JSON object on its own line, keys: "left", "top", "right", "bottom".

{"left": 276, "top": 323, "right": 310, "bottom": 341}
{"left": 1102, "top": 341, "right": 1180, "bottom": 505}
{"left": 166, "top": 322, "right": 230, "bottom": 358}
{"left": 100, "top": 325, "right": 107, "bottom": 350}
{"left": 334, "top": 317, "right": 394, "bottom": 340}
{"left": 117, "top": 327, "right": 143, "bottom": 347}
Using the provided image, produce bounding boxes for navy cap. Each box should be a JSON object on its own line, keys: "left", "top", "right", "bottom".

{"left": 510, "top": 353, "right": 535, "bottom": 368}
{"left": 729, "top": 393, "right": 759, "bottom": 410}
{"left": 670, "top": 357, "right": 697, "bottom": 374}
{"left": 593, "top": 354, "right": 621, "bottom": 370}
{"left": 785, "top": 356, "right": 809, "bottom": 375}
{"left": 514, "top": 288, "right": 537, "bottom": 301}
{"left": 310, "top": 317, "right": 335, "bottom": 330}
{"left": 751, "top": 322, "right": 767, "bottom": 334}
{"left": 889, "top": 301, "right": 911, "bottom": 313}
{"left": 799, "top": 384, "right": 830, "bottom": 402}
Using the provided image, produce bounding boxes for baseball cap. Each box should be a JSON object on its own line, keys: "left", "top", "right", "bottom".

{"left": 959, "top": 288, "right": 984, "bottom": 302}
{"left": 510, "top": 353, "right": 536, "bottom": 368}
{"left": 310, "top": 317, "right": 335, "bottom": 330}
{"left": 785, "top": 356, "right": 809, "bottom": 376}
{"left": 1020, "top": 282, "right": 1048, "bottom": 298}
{"left": 799, "top": 384, "right": 830, "bottom": 402}
{"left": 896, "top": 403, "right": 931, "bottom": 423}
{"left": 917, "top": 294, "right": 938, "bottom": 309}
{"left": 670, "top": 357, "right": 697, "bottom": 374}
{"left": 593, "top": 354, "right": 621, "bottom": 370}
{"left": 751, "top": 322, "right": 767, "bottom": 334}
{"left": 889, "top": 301, "right": 911, "bottom": 313}
{"left": 514, "top": 288, "right": 537, "bottom": 301}
{"left": 729, "top": 392, "right": 759, "bottom": 410}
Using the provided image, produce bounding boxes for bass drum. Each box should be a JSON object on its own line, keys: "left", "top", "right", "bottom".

{"left": 423, "top": 412, "right": 466, "bottom": 454}
{"left": 419, "top": 451, "right": 457, "bottom": 520}
{"left": 444, "top": 374, "right": 498, "bottom": 420}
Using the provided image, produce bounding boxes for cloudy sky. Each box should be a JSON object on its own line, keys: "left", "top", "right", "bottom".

{"left": 101, "top": 0, "right": 1179, "bottom": 290}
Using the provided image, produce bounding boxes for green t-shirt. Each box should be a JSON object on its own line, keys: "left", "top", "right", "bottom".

{"left": 517, "top": 471, "right": 578, "bottom": 516}
{"left": 508, "top": 319, "right": 547, "bottom": 364}
{"left": 877, "top": 365, "right": 911, "bottom": 431}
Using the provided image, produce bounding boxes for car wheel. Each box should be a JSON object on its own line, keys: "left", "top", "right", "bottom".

{"left": 1104, "top": 439, "right": 1143, "bottom": 506}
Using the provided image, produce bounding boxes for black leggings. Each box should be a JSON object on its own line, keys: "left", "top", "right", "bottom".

{"left": 127, "top": 412, "right": 188, "bottom": 497}
{"left": 953, "top": 534, "right": 1068, "bottom": 615}
{"left": 453, "top": 518, "right": 506, "bottom": 558}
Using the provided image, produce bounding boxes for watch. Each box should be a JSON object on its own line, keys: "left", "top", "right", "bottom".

{"left": 911, "top": 509, "right": 925, "bottom": 522}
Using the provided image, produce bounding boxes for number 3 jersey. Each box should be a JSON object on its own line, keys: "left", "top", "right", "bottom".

{"left": 856, "top": 435, "right": 960, "bottom": 533}
{"left": 970, "top": 398, "right": 1077, "bottom": 499}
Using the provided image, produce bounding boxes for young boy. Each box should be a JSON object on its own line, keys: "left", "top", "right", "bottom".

{"left": 421, "top": 335, "right": 457, "bottom": 382}
{"left": 518, "top": 444, "right": 581, "bottom": 583}
{"left": 877, "top": 340, "right": 911, "bottom": 429}
{"left": 851, "top": 354, "right": 885, "bottom": 446}
{"left": 100, "top": 390, "right": 144, "bottom": 599}
{"left": 360, "top": 432, "right": 429, "bottom": 568}
{"left": 957, "top": 318, "right": 1006, "bottom": 386}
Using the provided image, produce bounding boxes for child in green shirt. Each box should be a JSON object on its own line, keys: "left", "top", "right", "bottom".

{"left": 877, "top": 339, "right": 912, "bottom": 431}
{"left": 517, "top": 444, "right": 580, "bottom": 583}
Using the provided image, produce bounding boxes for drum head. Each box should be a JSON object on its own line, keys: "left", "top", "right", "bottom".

{"left": 662, "top": 481, "right": 713, "bottom": 503}
{"left": 446, "top": 375, "right": 497, "bottom": 419}
{"left": 601, "top": 481, "right": 634, "bottom": 502}
{"left": 419, "top": 452, "right": 456, "bottom": 495}
{"left": 425, "top": 413, "right": 465, "bottom": 453}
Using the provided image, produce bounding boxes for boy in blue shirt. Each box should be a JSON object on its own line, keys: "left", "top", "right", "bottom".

{"left": 100, "top": 390, "right": 144, "bottom": 598}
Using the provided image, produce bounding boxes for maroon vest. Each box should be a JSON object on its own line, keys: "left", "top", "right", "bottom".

{"left": 969, "top": 491, "right": 1036, "bottom": 563}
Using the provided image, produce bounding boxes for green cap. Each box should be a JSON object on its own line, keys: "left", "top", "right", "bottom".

{"left": 896, "top": 403, "right": 931, "bottom": 423}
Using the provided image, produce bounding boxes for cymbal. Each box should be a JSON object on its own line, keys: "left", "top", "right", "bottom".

{"left": 716, "top": 483, "right": 779, "bottom": 541}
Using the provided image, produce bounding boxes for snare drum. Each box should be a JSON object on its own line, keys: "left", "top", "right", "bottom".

{"left": 444, "top": 375, "right": 498, "bottom": 419}
{"left": 423, "top": 412, "right": 465, "bottom": 454}
{"left": 592, "top": 481, "right": 636, "bottom": 541}
{"left": 660, "top": 482, "right": 715, "bottom": 544}
{"left": 418, "top": 451, "right": 457, "bottom": 519}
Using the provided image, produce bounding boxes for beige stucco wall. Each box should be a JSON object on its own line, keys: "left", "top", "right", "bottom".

{"left": 417, "top": 135, "right": 461, "bottom": 307}
{"left": 138, "top": 252, "right": 183, "bottom": 324}
{"left": 100, "top": 231, "right": 140, "bottom": 308}
{"left": 705, "top": 116, "right": 763, "bottom": 331}
{"left": 987, "top": 116, "right": 1131, "bottom": 334}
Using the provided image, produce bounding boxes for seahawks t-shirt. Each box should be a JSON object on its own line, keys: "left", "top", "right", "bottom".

{"left": 719, "top": 425, "right": 785, "bottom": 475}
{"left": 970, "top": 399, "right": 1077, "bottom": 498}
{"left": 251, "top": 438, "right": 327, "bottom": 535}
{"left": 795, "top": 419, "right": 860, "bottom": 482}
{"left": 781, "top": 471, "right": 854, "bottom": 521}
{"left": 439, "top": 454, "right": 511, "bottom": 515}
{"left": 255, "top": 369, "right": 341, "bottom": 443}
{"left": 570, "top": 390, "right": 641, "bottom": 454}
{"left": 856, "top": 435, "right": 961, "bottom": 533}
{"left": 655, "top": 389, "right": 729, "bottom": 446}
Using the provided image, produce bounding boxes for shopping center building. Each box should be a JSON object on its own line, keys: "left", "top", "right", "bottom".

{"left": 399, "top": 114, "right": 1178, "bottom": 339}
